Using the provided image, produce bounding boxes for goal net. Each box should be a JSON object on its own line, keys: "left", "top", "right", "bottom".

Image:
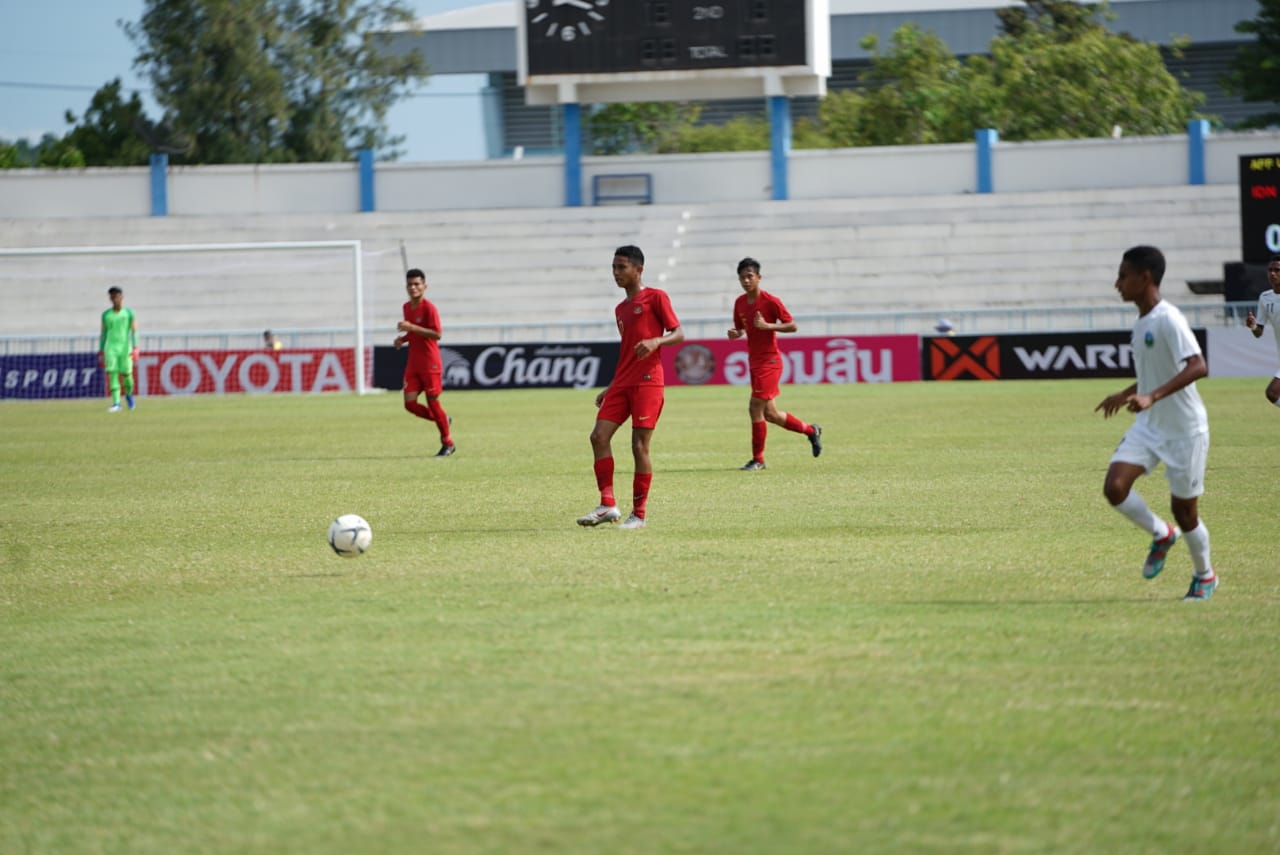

{"left": 0, "top": 240, "right": 399, "bottom": 400}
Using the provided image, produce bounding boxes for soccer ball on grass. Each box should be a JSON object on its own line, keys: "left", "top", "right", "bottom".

{"left": 328, "top": 514, "right": 372, "bottom": 557}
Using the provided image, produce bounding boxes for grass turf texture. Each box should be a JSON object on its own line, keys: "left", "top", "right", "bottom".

{"left": 2, "top": 379, "right": 1277, "bottom": 854}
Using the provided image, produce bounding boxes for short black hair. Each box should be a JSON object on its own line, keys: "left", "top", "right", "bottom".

{"left": 1122, "top": 245, "right": 1166, "bottom": 286}
{"left": 737, "top": 257, "right": 761, "bottom": 275}
{"left": 107, "top": 287, "right": 122, "bottom": 297}
{"left": 405, "top": 268, "right": 425, "bottom": 281}
{"left": 614, "top": 245, "right": 644, "bottom": 266}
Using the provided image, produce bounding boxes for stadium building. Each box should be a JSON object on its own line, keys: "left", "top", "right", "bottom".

{"left": 384, "top": 0, "right": 1267, "bottom": 159}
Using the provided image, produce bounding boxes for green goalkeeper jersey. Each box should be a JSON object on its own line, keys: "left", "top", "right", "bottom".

{"left": 99, "top": 307, "right": 136, "bottom": 353}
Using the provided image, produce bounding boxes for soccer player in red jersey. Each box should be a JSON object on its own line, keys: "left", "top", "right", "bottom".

{"left": 727, "top": 257, "right": 822, "bottom": 470}
{"left": 577, "top": 245, "right": 685, "bottom": 529}
{"left": 394, "top": 268, "right": 454, "bottom": 457}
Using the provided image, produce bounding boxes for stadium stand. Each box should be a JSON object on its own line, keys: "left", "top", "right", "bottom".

{"left": 1, "top": 183, "right": 1237, "bottom": 343}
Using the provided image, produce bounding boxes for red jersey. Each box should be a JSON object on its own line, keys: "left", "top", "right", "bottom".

{"left": 403, "top": 298, "right": 442, "bottom": 371}
{"left": 733, "top": 290, "right": 793, "bottom": 364}
{"left": 613, "top": 287, "right": 680, "bottom": 387}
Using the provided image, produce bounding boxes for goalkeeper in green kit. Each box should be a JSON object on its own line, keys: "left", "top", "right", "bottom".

{"left": 99, "top": 287, "right": 138, "bottom": 412}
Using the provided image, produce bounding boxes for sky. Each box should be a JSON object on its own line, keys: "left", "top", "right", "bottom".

{"left": 0, "top": 0, "right": 494, "bottom": 162}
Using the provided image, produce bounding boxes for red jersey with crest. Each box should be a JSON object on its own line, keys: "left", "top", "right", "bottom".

{"left": 733, "top": 290, "right": 793, "bottom": 365}
{"left": 613, "top": 287, "right": 680, "bottom": 387}
{"left": 403, "top": 297, "right": 442, "bottom": 372}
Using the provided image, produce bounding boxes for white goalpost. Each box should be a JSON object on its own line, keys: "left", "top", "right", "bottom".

{"left": 0, "top": 239, "right": 378, "bottom": 398}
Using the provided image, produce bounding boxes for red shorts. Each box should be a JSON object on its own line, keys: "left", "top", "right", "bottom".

{"left": 598, "top": 384, "right": 665, "bottom": 429}
{"left": 404, "top": 365, "right": 442, "bottom": 398}
{"left": 749, "top": 360, "right": 782, "bottom": 401}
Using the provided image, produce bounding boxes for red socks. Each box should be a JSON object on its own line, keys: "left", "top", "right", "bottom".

{"left": 751, "top": 420, "right": 767, "bottom": 463}
{"left": 427, "top": 399, "right": 451, "bottom": 443}
{"left": 595, "top": 457, "right": 616, "bottom": 506}
{"left": 404, "top": 401, "right": 431, "bottom": 420}
{"left": 633, "top": 473, "right": 652, "bottom": 519}
{"left": 783, "top": 413, "right": 810, "bottom": 434}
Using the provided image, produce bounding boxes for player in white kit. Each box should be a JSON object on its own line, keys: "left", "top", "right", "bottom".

{"left": 1095, "top": 246, "right": 1217, "bottom": 601}
{"left": 1243, "top": 255, "right": 1280, "bottom": 407}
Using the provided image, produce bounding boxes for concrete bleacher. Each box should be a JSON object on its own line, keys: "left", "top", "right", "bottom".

{"left": 0, "top": 183, "right": 1239, "bottom": 343}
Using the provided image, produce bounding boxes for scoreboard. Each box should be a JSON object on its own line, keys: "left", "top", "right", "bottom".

{"left": 517, "top": 0, "right": 829, "bottom": 105}
{"left": 523, "top": 0, "right": 808, "bottom": 77}
{"left": 1240, "top": 153, "right": 1280, "bottom": 264}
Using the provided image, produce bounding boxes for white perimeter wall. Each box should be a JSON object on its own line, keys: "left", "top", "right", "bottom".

{"left": 1, "top": 130, "right": 1277, "bottom": 219}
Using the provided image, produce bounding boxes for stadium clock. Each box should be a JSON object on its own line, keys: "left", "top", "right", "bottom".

{"left": 1240, "top": 153, "right": 1280, "bottom": 264}
{"left": 523, "top": 0, "right": 810, "bottom": 78}
{"left": 526, "top": 0, "right": 612, "bottom": 44}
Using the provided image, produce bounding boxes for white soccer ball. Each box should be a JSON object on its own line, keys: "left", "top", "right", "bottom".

{"left": 328, "top": 514, "right": 372, "bottom": 557}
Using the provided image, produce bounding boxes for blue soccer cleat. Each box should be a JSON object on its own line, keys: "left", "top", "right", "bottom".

{"left": 1143, "top": 525, "right": 1178, "bottom": 579}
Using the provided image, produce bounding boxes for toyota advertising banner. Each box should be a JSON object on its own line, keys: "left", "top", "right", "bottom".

{"left": 2, "top": 348, "right": 360, "bottom": 399}
{"left": 663, "top": 335, "right": 922, "bottom": 386}
{"left": 923, "top": 330, "right": 1209, "bottom": 381}
{"left": 135, "top": 349, "right": 359, "bottom": 395}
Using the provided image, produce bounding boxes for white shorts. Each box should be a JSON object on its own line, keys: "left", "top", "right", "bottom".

{"left": 1110, "top": 426, "right": 1209, "bottom": 499}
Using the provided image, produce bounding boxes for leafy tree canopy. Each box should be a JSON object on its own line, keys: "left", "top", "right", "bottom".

{"left": 1226, "top": 0, "right": 1280, "bottom": 128}
{"left": 5, "top": 0, "right": 426, "bottom": 168}
{"left": 820, "top": 0, "right": 1203, "bottom": 148}
{"left": 122, "top": 0, "right": 425, "bottom": 164}
{"left": 592, "top": 1, "right": 1203, "bottom": 154}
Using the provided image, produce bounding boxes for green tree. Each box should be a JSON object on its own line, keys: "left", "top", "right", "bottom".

{"left": 126, "top": 0, "right": 289, "bottom": 163}
{"left": 818, "top": 1, "right": 1202, "bottom": 147}
{"left": 125, "top": 0, "right": 424, "bottom": 164}
{"left": 588, "top": 102, "right": 700, "bottom": 155}
{"left": 818, "top": 26, "right": 969, "bottom": 147}
{"left": 1226, "top": 0, "right": 1280, "bottom": 128}
{"left": 977, "top": 1, "right": 1202, "bottom": 139}
{"left": 277, "top": 0, "right": 426, "bottom": 160}
{"left": 42, "top": 79, "right": 160, "bottom": 167}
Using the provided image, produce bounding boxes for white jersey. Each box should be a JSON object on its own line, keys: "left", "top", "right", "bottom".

{"left": 1130, "top": 300, "right": 1208, "bottom": 440}
{"left": 1256, "top": 289, "right": 1280, "bottom": 358}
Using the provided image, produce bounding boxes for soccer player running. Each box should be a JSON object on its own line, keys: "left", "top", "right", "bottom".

{"left": 727, "top": 257, "right": 822, "bottom": 470}
{"left": 98, "top": 286, "right": 137, "bottom": 412}
{"left": 577, "top": 245, "right": 684, "bottom": 529}
{"left": 1243, "top": 254, "right": 1280, "bottom": 408}
{"left": 1095, "top": 245, "right": 1216, "bottom": 601}
{"left": 394, "top": 268, "right": 454, "bottom": 457}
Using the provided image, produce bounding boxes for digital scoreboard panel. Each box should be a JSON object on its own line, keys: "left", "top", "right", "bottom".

{"left": 1240, "top": 153, "right": 1280, "bottom": 263}
{"left": 523, "top": 0, "right": 810, "bottom": 78}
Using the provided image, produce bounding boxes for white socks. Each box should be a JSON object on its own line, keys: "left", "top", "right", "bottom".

{"left": 1182, "top": 523, "right": 1213, "bottom": 577}
{"left": 1113, "top": 491, "right": 1167, "bottom": 538}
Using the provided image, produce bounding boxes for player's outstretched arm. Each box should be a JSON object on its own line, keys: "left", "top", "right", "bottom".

{"left": 1095, "top": 383, "right": 1138, "bottom": 418}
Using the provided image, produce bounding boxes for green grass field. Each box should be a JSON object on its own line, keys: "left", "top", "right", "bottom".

{"left": 2, "top": 379, "right": 1277, "bottom": 854}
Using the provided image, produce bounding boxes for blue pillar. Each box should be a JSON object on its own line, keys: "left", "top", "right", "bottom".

{"left": 149, "top": 153, "right": 168, "bottom": 217}
{"left": 768, "top": 95, "right": 791, "bottom": 201}
{"left": 976, "top": 129, "right": 998, "bottom": 194}
{"left": 1187, "top": 120, "right": 1209, "bottom": 186}
{"left": 358, "top": 148, "right": 375, "bottom": 212}
{"left": 563, "top": 103, "right": 582, "bottom": 207}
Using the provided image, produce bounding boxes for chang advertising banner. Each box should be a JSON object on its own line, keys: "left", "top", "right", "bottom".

{"left": 663, "top": 335, "right": 921, "bottom": 386}
{"left": 923, "top": 330, "right": 1209, "bottom": 381}
{"left": 373, "top": 342, "right": 621, "bottom": 391}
